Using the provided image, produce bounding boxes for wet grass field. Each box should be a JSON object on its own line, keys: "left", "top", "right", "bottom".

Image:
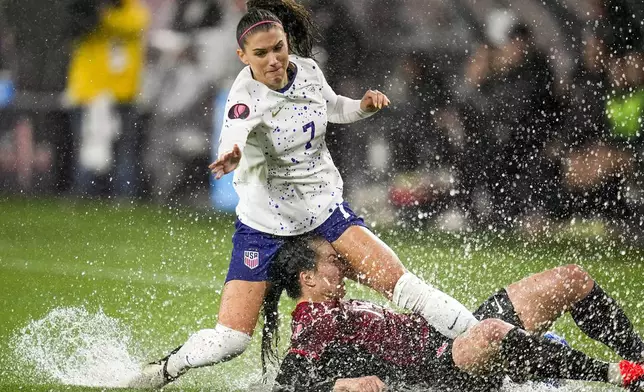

{"left": 0, "top": 198, "right": 642, "bottom": 391}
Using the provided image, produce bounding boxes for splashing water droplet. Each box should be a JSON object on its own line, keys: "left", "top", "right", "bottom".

{"left": 10, "top": 306, "right": 141, "bottom": 387}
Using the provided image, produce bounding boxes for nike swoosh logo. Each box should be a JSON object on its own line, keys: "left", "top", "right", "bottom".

{"left": 447, "top": 312, "right": 461, "bottom": 330}
{"left": 272, "top": 106, "right": 283, "bottom": 117}
{"left": 494, "top": 297, "right": 504, "bottom": 314}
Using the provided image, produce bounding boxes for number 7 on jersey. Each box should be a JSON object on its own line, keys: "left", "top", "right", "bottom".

{"left": 303, "top": 121, "right": 315, "bottom": 150}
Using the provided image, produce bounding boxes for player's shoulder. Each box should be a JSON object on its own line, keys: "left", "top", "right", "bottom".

{"left": 292, "top": 302, "right": 342, "bottom": 337}
{"left": 228, "top": 66, "right": 266, "bottom": 100}
{"left": 346, "top": 299, "right": 383, "bottom": 310}
{"left": 226, "top": 67, "right": 277, "bottom": 117}
{"left": 290, "top": 54, "right": 319, "bottom": 68}
{"left": 290, "top": 55, "right": 323, "bottom": 79}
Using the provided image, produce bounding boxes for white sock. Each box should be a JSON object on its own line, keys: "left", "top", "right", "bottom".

{"left": 607, "top": 362, "right": 623, "bottom": 386}
{"left": 166, "top": 324, "right": 251, "bottom": 377}
{"left": 393, "top": 272, "right": 478, "bottom": 339}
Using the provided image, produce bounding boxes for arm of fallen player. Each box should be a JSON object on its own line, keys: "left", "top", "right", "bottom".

{"left": 333, "top": 376, "right": 387, "bottom": 392}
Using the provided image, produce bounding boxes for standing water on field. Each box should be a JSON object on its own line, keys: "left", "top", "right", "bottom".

{"left": 8, "top": 307, "right": 618, "bottom": 391}
{"left": 8, "top": 305, "right": 266, "bottom": 390}
{"left": 10, "top": 306, "right": 141, "bottom": 388}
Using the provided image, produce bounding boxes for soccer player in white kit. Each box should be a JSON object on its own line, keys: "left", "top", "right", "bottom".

{"left": 128, "top": 0, "right": 483, "bottom": 388}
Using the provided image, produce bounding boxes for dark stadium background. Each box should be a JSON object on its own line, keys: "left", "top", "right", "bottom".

{"left": 0, "top": 0, "right": 642, "bottom": 390}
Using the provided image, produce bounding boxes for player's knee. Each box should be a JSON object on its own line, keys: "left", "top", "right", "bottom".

{"left": 452, "top": 318, "right": 513, "bottom": 373}
{"left": 452, "top": 334, "right": 483, "bottom": 372}
{"left": 559, "top": 264, "right": 593, "bottom": 294}
{"left": 560, "top": 263, "right": 589, "bottom": 280}
{"left": 477, "top": 318, "right": 513, "bottom": 343}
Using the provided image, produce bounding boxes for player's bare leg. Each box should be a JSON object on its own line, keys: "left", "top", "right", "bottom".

{"left": 452, "top": 318, "right": 514, "bottom": 374}
{"left": 452, "top": 318, "right": 644, "bottom": 390}
{"left": 217, "top": 280, "right": 268, "bottom": 335}
{"left": 506, "top": 264, "right": 593, "bottom": 333}
{"left": 507, "top": 264, "right": 644, "bottom": 362}
{"left": 332, "top": 225, "right": 404, "bottom": 297}
{"left": 332, "top": 225, "right": 478, "bottom": 338}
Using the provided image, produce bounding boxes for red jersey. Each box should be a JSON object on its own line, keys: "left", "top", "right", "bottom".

{"left": 274, "top": 299, "right": 501, "bottom": 392}
{"left": 289, "top": 299, "right": 436, "bottom": 366}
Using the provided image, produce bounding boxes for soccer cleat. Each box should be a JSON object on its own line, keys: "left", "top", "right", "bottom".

{"left": 630, "top": 380, "right": 644, "bottom": 392}
{"left": 127, "top": 345, "right": 184, "bottom": 389}
{"left": 127, "top": 362, "right": 166, "bottom": 389}
{"left": 620, "top": 360, "right": 644, "bottom": 391}
{"left": 541, "top": 332, "right": 569, "bottom": 388}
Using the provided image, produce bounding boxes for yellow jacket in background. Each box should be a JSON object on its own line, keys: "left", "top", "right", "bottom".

{"left": 67, "top": 0, "right": 150, "bottom": 105}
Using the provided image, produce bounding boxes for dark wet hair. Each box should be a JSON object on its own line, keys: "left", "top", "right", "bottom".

{"left": 237, "top": 0, "right": 317, "bottom": 58}
{"left": 261, "top": 234, "right": 317, "bottom": 374}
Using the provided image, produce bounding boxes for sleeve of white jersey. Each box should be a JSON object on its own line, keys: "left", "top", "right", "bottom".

{"left": 217, "top": 81, "right": 263, "bottom": 157}
{"left": 315, "top": 63, "right": 376, "bottom": 124}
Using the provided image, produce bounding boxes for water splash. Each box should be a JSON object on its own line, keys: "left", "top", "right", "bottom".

{"left": 398, "top": 380, "right": 600, "bottom": 392}
{"left": 502, "top": 380, "right": 566, "bottom": 391}
{"left": 8, "top": 307, "right": 615, "bottom": 391}
{"left": 11, "top": 306, "right": 141, "bottom": 387}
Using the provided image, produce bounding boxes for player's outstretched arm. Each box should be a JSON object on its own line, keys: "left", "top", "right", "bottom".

{"left": 209, "top": 144, "right": 242, "bottom": 180}
{"left": 273, "top": 353, "right": 389, "bottom": 392}
{"left": 333, "top": 376, "right": 387, "bottom": 392}
{"left": 314, "top": 61, "right": 388, "bottom": 124}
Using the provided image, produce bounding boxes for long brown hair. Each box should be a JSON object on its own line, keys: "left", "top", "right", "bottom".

{"left": 261, "top": 235, "right": 317, "bottom": 375}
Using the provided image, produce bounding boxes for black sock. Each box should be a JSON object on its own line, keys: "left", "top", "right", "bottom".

{"left": 500, "top": 327, "right": 609, "bottom": 383}
{"left": 571, "top": 283, "right": 644, "bottom": 362}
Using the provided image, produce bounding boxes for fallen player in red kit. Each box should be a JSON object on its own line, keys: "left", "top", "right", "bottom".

{"left": 265, "top": 235, "right": 644, "bottom": 392}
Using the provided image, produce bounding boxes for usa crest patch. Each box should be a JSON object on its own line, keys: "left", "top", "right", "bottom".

{"left": 244, "top": 250, "right": 260, "bottom": 269}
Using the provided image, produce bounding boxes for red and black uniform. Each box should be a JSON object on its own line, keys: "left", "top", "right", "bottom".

{"left": 273, "top": 299, "right": 503, "bottom": 392}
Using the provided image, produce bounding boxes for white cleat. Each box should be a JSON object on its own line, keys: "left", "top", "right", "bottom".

{"left": 127, "top": 345, "right": 184, "bottom": 389}
{"left": 127, "top": 362, "right": 167, "bottom": 389}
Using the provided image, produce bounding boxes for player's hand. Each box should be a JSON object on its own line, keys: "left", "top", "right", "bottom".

{"left": 209, "top": 144, "right": 242, "bottom": 180}
{"left": 333, "top": 376, "right": 387, "bottom": 392}
{"left": 360, "top": 89, "right": 390, "bottom": 112}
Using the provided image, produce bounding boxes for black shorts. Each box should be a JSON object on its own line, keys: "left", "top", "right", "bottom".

{"left": 473, "top": 289, "right": 525, "bottom": 329}
{"left": 421, "top": 289, "right": 523, "bottom": 391}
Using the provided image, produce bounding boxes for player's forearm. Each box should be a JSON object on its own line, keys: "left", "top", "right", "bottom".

{"left": 327, "top": 96, "right": 375, "bottom": 124}
{"left": 333, "top": 378, "right": 352, "bottom": 391}
{"left": 274, "top": 355, "right": 335, "bottom": 392}
{"left": 274, "top": 377, "right": 334, "bottom": 392}
{"left": 333, "top": 376, "right": 387, "bottom": 392}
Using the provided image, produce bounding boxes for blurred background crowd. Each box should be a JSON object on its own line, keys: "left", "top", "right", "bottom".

{"left": 1, "top": 0, "right": 644, "bottom": 238}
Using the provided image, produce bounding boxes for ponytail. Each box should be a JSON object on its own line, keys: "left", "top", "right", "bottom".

{"left": 261, "top": 281, "right": 283, "bottom": 375}
{"left": 242, "top": 0, "right": 317, "bottom": 58}
{"left": 260, "top": 235, "right": 318, "bottom": 375}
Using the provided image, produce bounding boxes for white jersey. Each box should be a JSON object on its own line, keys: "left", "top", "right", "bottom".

{"left": 218, "top": 55, "right": 374, "bottom": 235}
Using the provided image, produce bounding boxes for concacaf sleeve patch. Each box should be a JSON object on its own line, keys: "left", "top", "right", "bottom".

{"left": 228, "top": 103, "right": 250, "bottom": 120}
